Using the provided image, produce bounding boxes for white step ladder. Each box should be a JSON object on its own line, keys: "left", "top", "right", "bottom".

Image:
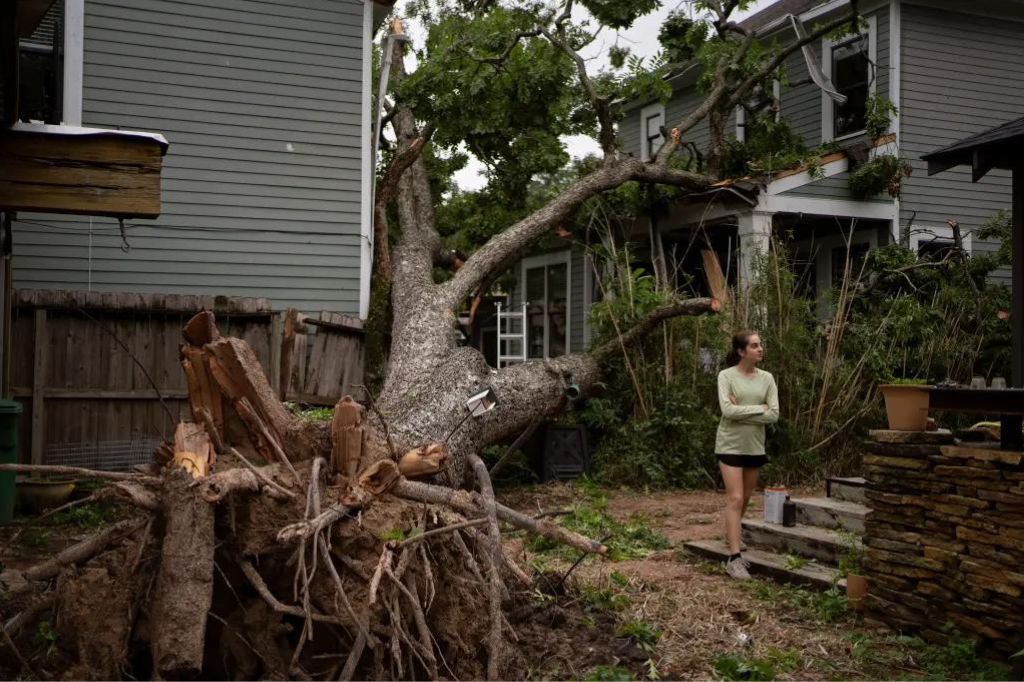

{"left": 496, "top": 301, "right": 528, "bottom": 367}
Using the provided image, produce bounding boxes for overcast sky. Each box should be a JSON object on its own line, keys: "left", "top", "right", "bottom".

{"left": 394, "top": 0, "right": 776, "bottom": 190}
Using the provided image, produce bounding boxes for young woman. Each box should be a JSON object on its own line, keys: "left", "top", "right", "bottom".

{"left": 716, "top": 331, "right": 779, "bottom": 580}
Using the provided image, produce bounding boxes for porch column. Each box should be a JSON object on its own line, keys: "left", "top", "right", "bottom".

{"left": 736, "top": 210, "right": 774, "bottom": 288}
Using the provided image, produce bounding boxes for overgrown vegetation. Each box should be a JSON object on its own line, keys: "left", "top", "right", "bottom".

{"left": 578, "top": 209, "right": 1011, "bottom": 488}
{"left": 848, "top": 154, "right": 913, "bottom": 199}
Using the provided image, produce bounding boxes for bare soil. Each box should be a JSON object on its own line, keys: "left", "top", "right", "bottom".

{"left": 0, "top": 482, "right": 995, "bottom": 680}
{"left": 502, "top": 483, "right": 949, "bottom": 681}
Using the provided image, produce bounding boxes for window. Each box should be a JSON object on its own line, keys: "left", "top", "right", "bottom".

{"left": 917, "top": 238, "right": 956, "bottom": 261}
{"left": 523, "top": 255, "right": 570, "bottom": 359}
{"left": 18, "top": 1, "right": 64, "bottom": 124}
{"left": 831, "top": 242, "right": 870, "bottom": 287}
{"left": 822, "top": 16, "right": 875, "bottom": 141}
{"left": 640, "top": 103, "right": 664, "bottom": 161}
{"left": 831, "top": 37, "right": 869, "bottom": 137}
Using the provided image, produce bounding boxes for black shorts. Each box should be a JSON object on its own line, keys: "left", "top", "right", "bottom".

{"left": 716, "top": 454, "right": 769, "bottom": 469}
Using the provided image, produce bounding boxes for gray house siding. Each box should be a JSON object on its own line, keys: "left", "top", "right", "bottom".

{"left": 622, "top": 4, "right": 890, "bottom": 162}
{"left": 779, "top": 5, "right": 889, "bottom": 149}
{"left": 898, "top": 3, "right": 1024, "bottom": 284}
{"left": 12, "top": 0, "right": 368, "bottom": 313}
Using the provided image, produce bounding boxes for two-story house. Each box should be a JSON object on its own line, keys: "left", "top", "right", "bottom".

{"left": 495, "top": 0, "right": 1024, "bottom": 365}
{"left": 9, "top": 0, "right": 392, "bottom": 317}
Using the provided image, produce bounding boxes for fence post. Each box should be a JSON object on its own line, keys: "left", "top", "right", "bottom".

{"left": 31, "top": 308, "right": 47, "bottom": 467}
{"left": 269, "top": 311, "right": 283, "bottom": 396}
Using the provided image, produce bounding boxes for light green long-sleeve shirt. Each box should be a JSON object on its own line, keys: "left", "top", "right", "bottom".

{"left": 715, "top": 366, "right": 780, "bottom": 455}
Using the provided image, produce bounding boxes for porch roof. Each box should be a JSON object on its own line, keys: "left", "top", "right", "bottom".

{"left": 921, "top": 114, "right": 1024, "bottom": 389}
{"left": 921, "top": 115, "right": 1024, "bottom": 182}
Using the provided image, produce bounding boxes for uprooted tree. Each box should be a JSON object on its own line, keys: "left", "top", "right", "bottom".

{"left": 0, "top": 2, "right": 860, "bottom": 679}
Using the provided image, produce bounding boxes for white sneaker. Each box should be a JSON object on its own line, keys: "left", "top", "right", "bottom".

{"left": 725, "top": 556, "right": 752, "bottom": 581}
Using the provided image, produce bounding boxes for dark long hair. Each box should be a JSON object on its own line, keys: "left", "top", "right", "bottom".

{"left": 726, "top": 330, "right": 757, "bottom": 367}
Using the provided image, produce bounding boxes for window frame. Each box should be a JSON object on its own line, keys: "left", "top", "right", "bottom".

{"left": 735, "top": 79, "right": 782, "bottom": 141}
{"left": 520, "top": 251, "right": 572, "bottom": 360}
{"left": 910, "top": 227, "right": 973, "bottom": 258}
{"left": 821, "top": 14, "right": 877, "bottom": 143}
{"left": 640, "top": 102, "right": 665, "bottom": 162}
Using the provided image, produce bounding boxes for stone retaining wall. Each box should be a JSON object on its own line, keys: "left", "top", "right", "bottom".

{"left": 863, "top": 429, "right": 1024, "bottom": 655}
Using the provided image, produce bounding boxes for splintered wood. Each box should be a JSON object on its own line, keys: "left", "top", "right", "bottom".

{"left": 398, "top": 444, "right": 448, "bottom": 478}
{"left": 172, "top": 422, "right": 214, "bottom": 478}
{"left": 179, "top": 311, "right": 298, "bottom": 475}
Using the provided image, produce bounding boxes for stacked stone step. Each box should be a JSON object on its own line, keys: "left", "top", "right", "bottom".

{"left": 863, "top": 429, "right": 1024, "bottom": 655}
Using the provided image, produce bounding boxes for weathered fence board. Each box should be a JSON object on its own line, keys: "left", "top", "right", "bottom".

{"left": 11, "top": 289, "right": 364, "bottom": 470}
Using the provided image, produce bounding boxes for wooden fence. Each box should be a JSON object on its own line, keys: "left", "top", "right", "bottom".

{"left": 9, "top": 289, "right": 364, "bottom": 469}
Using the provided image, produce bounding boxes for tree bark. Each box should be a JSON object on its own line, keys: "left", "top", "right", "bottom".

{"left": 151, "top": 469, "right": 215, "bottom": 678}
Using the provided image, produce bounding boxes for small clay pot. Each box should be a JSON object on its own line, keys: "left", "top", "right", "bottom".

{"left": 879, "top": 384, "right": 930, "bottom": 431}
{"left": 846, "top": 573, "right": 867, "bottom": 612}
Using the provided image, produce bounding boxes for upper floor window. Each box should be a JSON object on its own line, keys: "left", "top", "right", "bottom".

{"left": 822, "top": 15, "right": 876, "bottom": 142}
{"left": 640, "top": 103, "right": 665, "bottom": 161}
{"left": 18, "top": 0, "right": 64, "bottom": 124}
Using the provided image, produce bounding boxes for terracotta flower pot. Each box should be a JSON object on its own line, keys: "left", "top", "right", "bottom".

{"left": 879, "top": 384, "right": 930, "bottom": 431}
{"left": 846, "top": 573, "right": 867, "bottom": 611}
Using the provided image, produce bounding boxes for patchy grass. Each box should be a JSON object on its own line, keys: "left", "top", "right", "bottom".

{"left": 525, "top": 479, "right": 669, "bottom": 561}
{"left": 743, "top": 580, "right": 849, "bottom": 624}
{"left": 506, "top": 484, "right": 1017, "bottom": 680}
{"left": 285, "top": 402, "right": 334, "bottom": 422}
{"left": 714, "top": 647, "right": 802, "bottom": 681}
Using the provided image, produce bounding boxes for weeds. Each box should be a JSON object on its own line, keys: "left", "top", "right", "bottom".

{"left": 17, "top": 527, "right": 51, "bottom": 549}
{"left": 745, "top": 580, "right": 849, "bottom": 624}
{"left": 285, "top": 402, "right": 333, "bottom": 422}
{"left": 48, "top": 501, "right": 114, "bottom": 530}
{"left": 714, "top": 647, "right": 801, "bottom": 681}
{"left": 585, "top": 665, "right": 636, "bottom": 681}
{"left": 845, "top": 631, "right": 1010, "bottom": 681}
{"left": 575, "top": 582, "right": 630, "bottom": 613}
{"left": 618, "top": 619, "right": 661, "bottom": 653}
{"left": 783, "top": 554, "right": 807, "bottom": 571}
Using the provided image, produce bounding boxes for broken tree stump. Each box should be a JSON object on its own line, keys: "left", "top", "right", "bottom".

{"left": 331, "top": 396, "right": 364, "bottom": 479}
{"left": 151, "top": 469, "right": 215, "bottom": 678}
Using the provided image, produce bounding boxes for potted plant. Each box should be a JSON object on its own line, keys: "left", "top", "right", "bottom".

{"left": 879, "top": 378, "right": 931, "bottom": 431}
{"left": 838, "top": 530, "right": 867, "bottom": 612}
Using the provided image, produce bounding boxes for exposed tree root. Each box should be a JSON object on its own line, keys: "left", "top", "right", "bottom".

{"left": 0, "top": 318, "right": 609, "bottom": 681}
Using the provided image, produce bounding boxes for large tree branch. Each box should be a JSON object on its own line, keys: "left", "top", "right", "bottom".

{"left": 442, "top": 158, "right": 713, "bottom": 304}
{"left": 373, "top": 123, "right": 436, "bottom": 287}
{"left": 654, "top": 31, "right": 755, "bottom": 165}
{"left": 541, "top": 27, "right": 616, "bottom": 156}
{"left": 592, "top": 297, "right": 721, "bottom": 362}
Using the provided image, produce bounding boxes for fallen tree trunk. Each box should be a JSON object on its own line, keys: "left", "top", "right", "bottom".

{"left": 150, "top": 469, "right": 216, "bottom": 678}
{"left": 1, "top": 308, "right": 677, "bottom": 681}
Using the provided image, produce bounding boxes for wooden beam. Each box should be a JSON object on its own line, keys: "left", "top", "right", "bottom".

{"left": 0, "top": 130, "right": 164, "bottom": 218}
{"left": 299, "top": 313, "right": 366, "bottom": 336}
{"left": 14, "top": 289, "right": 273, "bottom": 316}
{"left": 30, "top": 309, "right": 46, "bottom": 467}
{"left": 11, "top": 387, "right": 189, "bottom": 400}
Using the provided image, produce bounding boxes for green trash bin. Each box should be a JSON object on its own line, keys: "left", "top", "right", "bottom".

{"left": 0, "top": 399, "right": 24, "bottom": 524}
